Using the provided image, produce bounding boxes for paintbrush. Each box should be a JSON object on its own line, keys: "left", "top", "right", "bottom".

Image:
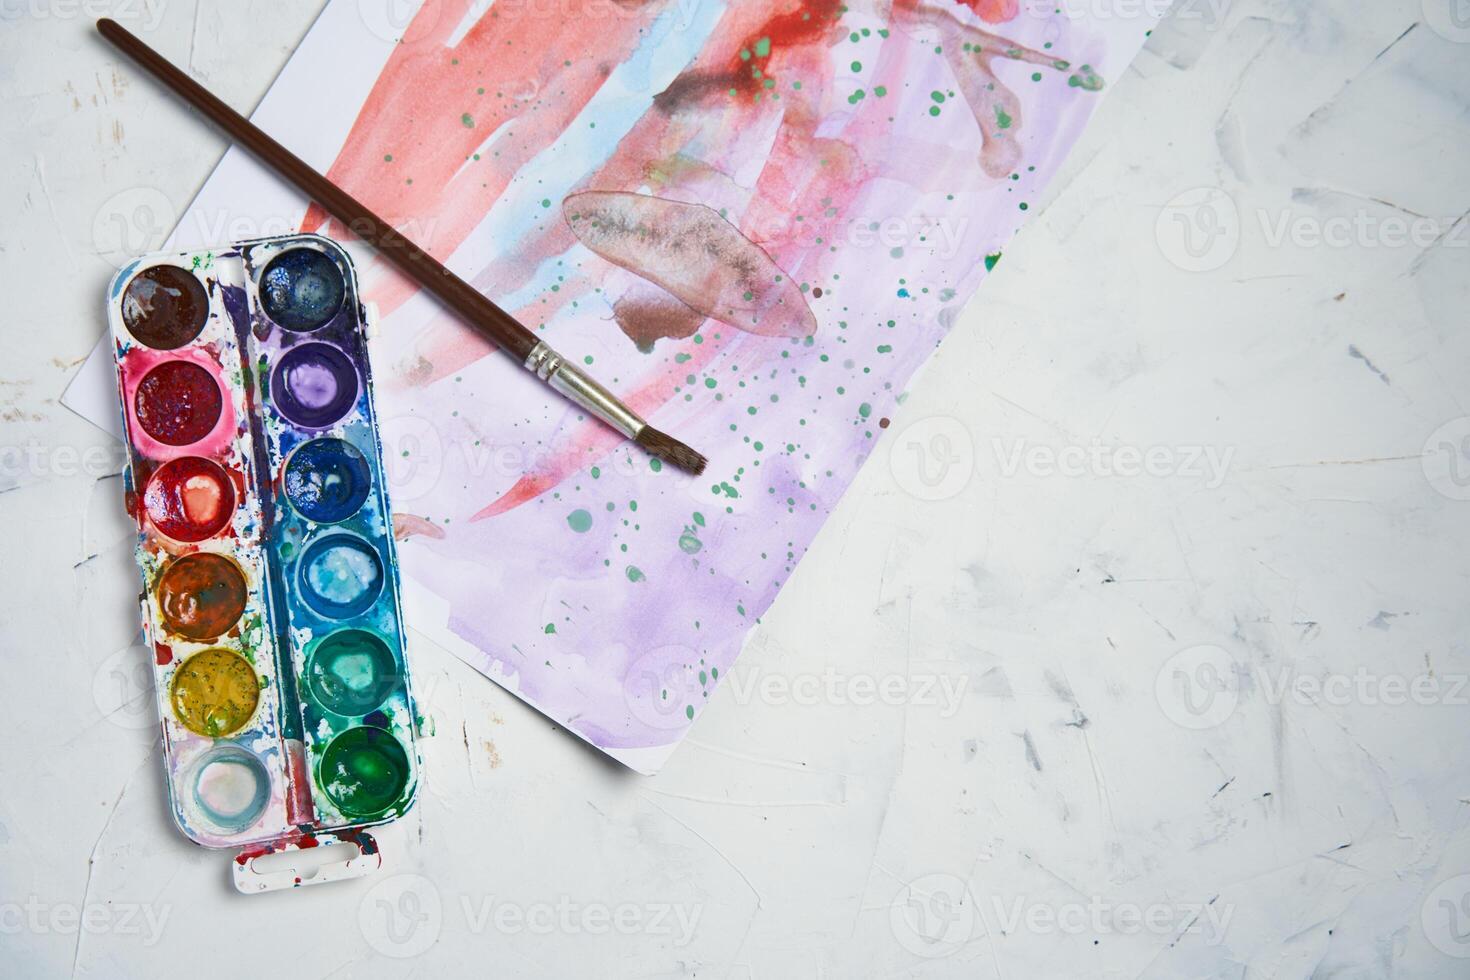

{"left": 96, "top": 17, "right": 707, "bottom": 476}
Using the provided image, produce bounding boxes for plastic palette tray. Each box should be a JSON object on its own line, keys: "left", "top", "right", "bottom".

{"left": 107, "top": 234, "right": 419, "bottom": 892}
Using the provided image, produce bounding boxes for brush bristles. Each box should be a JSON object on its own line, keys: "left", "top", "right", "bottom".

{"left": 635, "top": 426, "right": 708, "bottom": 476}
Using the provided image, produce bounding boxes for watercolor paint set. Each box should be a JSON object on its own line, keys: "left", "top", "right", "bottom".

{"left": 107, "top": 234, "right": 418, "bottom": 892}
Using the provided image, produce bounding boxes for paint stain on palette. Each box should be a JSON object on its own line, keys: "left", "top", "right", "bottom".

{"left": 107, "top": 235, "right": 419, "bottom": 867}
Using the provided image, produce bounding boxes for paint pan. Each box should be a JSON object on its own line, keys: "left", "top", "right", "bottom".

{"left": 107, "top": 235, "right": 419, "bottom": 893}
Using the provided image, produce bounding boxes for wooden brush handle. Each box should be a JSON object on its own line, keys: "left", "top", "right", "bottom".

{"left": 97, "top": 17, "right": 538, "bottom": 362}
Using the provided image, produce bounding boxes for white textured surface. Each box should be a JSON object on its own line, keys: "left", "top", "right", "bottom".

{"left": 3, "top": 1, "right": 1469, "bottom": 977}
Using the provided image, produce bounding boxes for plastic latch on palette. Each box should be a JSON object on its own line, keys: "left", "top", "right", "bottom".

{"left": 232, "top": 832, "right": 382, "bottom": 893}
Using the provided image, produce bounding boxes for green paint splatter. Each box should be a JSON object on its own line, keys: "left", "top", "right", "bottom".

{"left": 753, "top": 36, "right": 771, "bottom": 58}
{"left": 544, "top": 624, "right": 557, "bottom": 634}
{"left": 985, "top": 252, "right": 1003, "bottom": 272}
{"left": 566, "top": 509, "right": 593, "bottom": 533}
{"left": 1068, "top": 65, "right": 1104, "bottom": 91}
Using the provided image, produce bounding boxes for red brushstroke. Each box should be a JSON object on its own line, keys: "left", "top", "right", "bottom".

{"left": 723, "top": 0, "right": 844, "bottom": 98}
{"left": 392, "top": 513, "right": 447, "bottom": 541}
{"left": 958, "top": 0, "right": 1020, "bottom": 22}
{"left": 301, "top": 0, "right": 670, "bottom": 318}
{"left": 470, "top": 327, "right": 731, "bottom": 521}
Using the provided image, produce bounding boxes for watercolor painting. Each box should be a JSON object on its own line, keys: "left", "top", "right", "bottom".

{"left": 92, "top": 0, "right": 1165, "bottom": 772}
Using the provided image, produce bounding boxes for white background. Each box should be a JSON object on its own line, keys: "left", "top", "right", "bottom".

{"left": 3, "top": 0, "right": 1469, "bottom": 977}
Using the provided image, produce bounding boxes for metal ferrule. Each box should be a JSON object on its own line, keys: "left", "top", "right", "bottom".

{"left": 524, "top": 341, "right": 644, "bottom": 438}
